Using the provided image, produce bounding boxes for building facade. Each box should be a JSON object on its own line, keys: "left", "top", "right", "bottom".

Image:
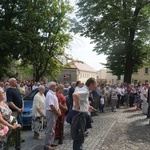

{"left": 56, "top": 61, "right": 97, "bottom": 83}
{"left": 97, "top": 66, "right": 150, "bottom": 85}
{"left": 132, "top": 67, "right": 150, "bottom": 84}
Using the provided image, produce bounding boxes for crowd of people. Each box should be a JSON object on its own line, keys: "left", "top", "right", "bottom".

{"left": 0, "top": 79, "right": 150, "bottom": 150}
{"left": 89, "top": 82, "right": 150, "bottom": 114}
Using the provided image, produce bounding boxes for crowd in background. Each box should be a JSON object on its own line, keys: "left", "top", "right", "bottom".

{"left": 89, "top": 82, "right": 149, "bottom": 114}
{"left": 0, "top": 80, "right": 149, "bottom": 114}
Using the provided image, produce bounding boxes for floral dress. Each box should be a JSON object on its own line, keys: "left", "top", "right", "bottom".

{"left": 0, "top": 103, "right": 12, "bottom": 146}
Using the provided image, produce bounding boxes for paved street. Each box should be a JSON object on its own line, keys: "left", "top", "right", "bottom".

{"left": 10, "top": 107, "right": 150, "bottom": 150}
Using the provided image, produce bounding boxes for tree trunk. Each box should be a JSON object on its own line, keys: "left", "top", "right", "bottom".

{"left": 33, "top": 65, "right": 41, "bottom": 82}
{"left": 124, "top": 46, "right": 134, "bottom": 83}
{"left": 35, "top": 68, "right": 40, "bottom": 82}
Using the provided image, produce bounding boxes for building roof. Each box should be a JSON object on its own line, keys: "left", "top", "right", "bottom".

{"left": 68, "top": 61, "right": 96, "bottom": 72}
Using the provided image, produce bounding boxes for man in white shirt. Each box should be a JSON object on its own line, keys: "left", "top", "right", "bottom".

{"left": 72, "top": 78, "right": 97, "bottom": 150}
{"left": 141, "top": 84, "right": 148, "bottom": 114}
{"left": 44, "top": 82, "right": 61, "bottom": 150}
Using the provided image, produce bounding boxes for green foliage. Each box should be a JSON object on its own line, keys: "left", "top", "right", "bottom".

{"left": 0, "top": 0, "right": 73, "bottom": 81}
{"left": 74, "top": 0, "right": 150, "bottom": 83}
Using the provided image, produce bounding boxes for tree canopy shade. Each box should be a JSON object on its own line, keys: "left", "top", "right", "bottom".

{"left": 74, "top": 0, "right": 150, "bottom": 83}
{"left": 0, "top": 0, "right": 72, "bottom": 81}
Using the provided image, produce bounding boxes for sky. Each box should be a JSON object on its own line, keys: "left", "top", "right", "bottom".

{"left": 66, "top": 34, "right": 107, "bottom": 71}
{"left": 65, "top": 0, "right": 107, "bottom": 71}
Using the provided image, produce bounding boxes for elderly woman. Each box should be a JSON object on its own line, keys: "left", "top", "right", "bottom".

{"left": 0, "top": 87, "right": 21, "bottom": 149}
{"left": 32, "top": 85, "right": 45, "bottom": 140}
{"left": 55, "top": 84, "right": 68, "bottom": 139}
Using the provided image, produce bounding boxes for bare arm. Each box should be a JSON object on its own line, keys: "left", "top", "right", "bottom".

{"left": 59, "top": 103, "right": 68, "bottom": 112}
{"left": 50, "top": 105, "right": 61, "bottom": 117}
{"left": 0, "top": 112, "right": 20, "bottom": 129}
{"left": 36, "top": 108, "right": 44, "bottom": 117}
{"left": 73, "top": 93, "right": 80, "bottom": 110}
{"left": 22, "top": 99, "right": 24, "bottom": 112}
{"left": 8, "top": 102, "right": 22, "bottom": 113}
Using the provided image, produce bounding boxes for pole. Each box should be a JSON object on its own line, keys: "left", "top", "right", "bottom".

{"left": 58, "top": 115, "right": 63, "bottom": 144}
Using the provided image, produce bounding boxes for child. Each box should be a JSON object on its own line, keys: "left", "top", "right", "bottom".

{"left": 100, "top": 95, "right": 105, "bottom": 113}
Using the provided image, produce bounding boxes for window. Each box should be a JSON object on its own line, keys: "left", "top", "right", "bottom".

{"left": 145, "top": 80, "right": 148, "bottom": 84}
{"left": 145, "top": 68, "right": 148, "bottom": 74}
{"left": 134, "top": 80, "right": 138, "bottom": 85}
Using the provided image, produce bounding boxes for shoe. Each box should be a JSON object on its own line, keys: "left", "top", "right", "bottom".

{"left": 51, "top": 143, "right": 58, "bottom": 147}
{"left": 55, "top": 135, "right": 65, "bottom": 140}
{"left": 34, "top": 133, "right": 43, "bottom": 140}
{"left": 112, "top": 110, "right": 116, "bottom": 112}
{"left": 44, "top": 145, "right": 55, "bottom": 150}
{"left": 21, "top": 139, "right": 25, "bottom": 142}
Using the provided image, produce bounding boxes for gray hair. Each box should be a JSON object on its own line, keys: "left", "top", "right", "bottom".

{"left": 47, "top": 81, "right": 56, "bottom": 88}
{"left": 8, "top": 78, "right": 16, "bottom": 83}
{"left": 38, "top": 85, "right": 45, "bottom": 91}
{"left": 71, "top": 82, "right": 76, "bottom": 86}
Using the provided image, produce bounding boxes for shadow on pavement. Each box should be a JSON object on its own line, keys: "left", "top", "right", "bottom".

{"left": 125, "top": 117, "right": 150, "bottom": 148}
{"left": 123, "top": 109, "right": 138, "bottom": 113}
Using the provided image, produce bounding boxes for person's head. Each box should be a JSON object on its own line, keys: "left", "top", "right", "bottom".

{"left": 38, "top": 85, "right": 45, "bottom": 94}
{"left": 64, "top": 83, "right": 69, "bottom": 88}
{"left": 71, "top": 82, "right": 76, "bottom": 88}
{"left": 20, "top": 82, "right": 24, "bottom": 87}
{"left": 0, "top": 87, "right": 5, "bottom": 101}
{"left": 113, "top": 85, "right": 117, "bottom": 89}
{"left": 145, "top": 83, "right": 149, "bottom": 88}
{"left": 56, "top": 84, "right": 64, "bottom": 93}
{"left": 0, "top": 82, "right": 4, "bottom": 88}
{"left": 8, "top": 78, "right": 17, "bottom": 87}
{"left": 85, "top": 77, "right": 96, "bottom": 91}
{"left": 37, "top": 82, "right": 40, "bottom": 86}
{"left": 76, "top": 81, "right": 82, "bottom": 88}
{"left": 48, "top": 81, "right": 57, "bottom": 92}
{"left": 4, "top": 82, "right": 10, "bottom": 88}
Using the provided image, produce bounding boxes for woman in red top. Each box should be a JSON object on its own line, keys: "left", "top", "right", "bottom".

{"left": 55, "top": 84, "right": 68, "bottom": 139}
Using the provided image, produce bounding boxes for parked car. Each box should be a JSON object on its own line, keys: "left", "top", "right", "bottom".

{"left": 22, "top": 87, "right": 70, "bottom": 127}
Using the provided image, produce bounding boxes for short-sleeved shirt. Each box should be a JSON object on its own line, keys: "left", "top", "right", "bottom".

{"left": 32, "top": 92, "right": 45, "bottom": 117}
{"left": 45, "top": 90, "right": 59, "bottom": 111}
{"left": 6, "top": 88, "right": 23, "bottom": 111}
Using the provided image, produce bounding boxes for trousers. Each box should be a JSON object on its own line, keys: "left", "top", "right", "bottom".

{"left": 44, "top": 110, "right": 57, "bottom": 146}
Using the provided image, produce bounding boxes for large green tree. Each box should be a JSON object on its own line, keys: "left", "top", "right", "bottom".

{"left": 19, "top": 0, "right": 72, "bottom": 81}
{"left": 74, "top": 0, "right": 150, "bottom": 83}
{"left": 0, "top": 0, "right": 72, "bottom": 81}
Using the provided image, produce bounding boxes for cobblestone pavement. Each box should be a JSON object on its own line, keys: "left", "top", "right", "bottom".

{"left": 10, "top": 107, "right": 150, "bottom": 150}
{"left": 101, "top": 108, "right": 150, "bottom": 150}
